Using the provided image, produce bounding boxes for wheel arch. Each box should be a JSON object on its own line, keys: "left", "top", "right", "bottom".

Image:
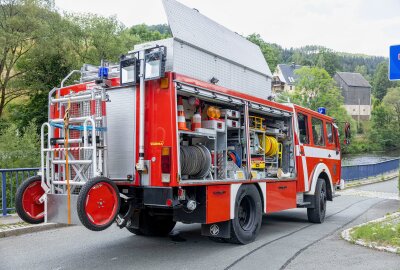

{"left": 230, "top": 183, "right": 266, "bottom": 219}
{"left": 305, "top": 163, "right": 333, "bottom": 201}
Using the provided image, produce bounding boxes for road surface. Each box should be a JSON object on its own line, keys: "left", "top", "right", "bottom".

{"left": 1, "top": 179, "right": 399, "bottom": 270}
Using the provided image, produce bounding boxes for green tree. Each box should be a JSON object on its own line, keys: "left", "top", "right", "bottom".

{"left": 0, "top": 0, "right": 55, "bottom": 118}
{"left": 316, "top": 49, "right": 340, "bottom": 76}
{"left": 290, "top": 66, "right": 353, "bottom": 141}
{"left": 129, "top": 24, "right": 171, "bottom": 43}
{"left": 382, "top": 87, "right": 400, "bottom": 131}
{"left": 0, "top": 121, "right": 39, "bottom": 168}
{"left": 354, "top": 65, "right": 371, "bottom": 82}
{"left": 247, "top": 34, "right": 281, "bottom": 73}
{"left": 372, "top": 62, "right": 392, "bottom": 101}
{"left": 65, "top": 14, "right": 133, "bottom": 65}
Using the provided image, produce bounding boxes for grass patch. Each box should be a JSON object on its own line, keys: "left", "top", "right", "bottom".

{"left": 351, "top": 217, "right": 400, "bottom": 248}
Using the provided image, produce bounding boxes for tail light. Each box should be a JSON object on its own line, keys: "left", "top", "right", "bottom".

{"left": 161, "top": 147, "right": 171, "bottom": 183}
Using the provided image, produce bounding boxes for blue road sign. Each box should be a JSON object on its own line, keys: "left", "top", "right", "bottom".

{"left": 389, "top": 45, "right": 400, "bottom": 81}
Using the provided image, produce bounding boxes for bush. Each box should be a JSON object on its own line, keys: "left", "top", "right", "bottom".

{"left": 0, "top": 121, "right": 40, "bottom": 168}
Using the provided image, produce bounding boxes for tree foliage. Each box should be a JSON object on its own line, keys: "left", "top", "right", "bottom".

{"left": 247, "top": 34, "right": 281, "bottom": 73}
{"left": 0, "top": 0, "right": 57, "bottom": 118}
{"left": 372, "top": 62, "right": 393, "bottom": 101}
{"left": 289, "top": 67, "right": 353, "bottom": 144}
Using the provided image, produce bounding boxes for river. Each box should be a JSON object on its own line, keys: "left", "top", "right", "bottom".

{"left": 342, "top": 149, "right": 400, "bottom": 166}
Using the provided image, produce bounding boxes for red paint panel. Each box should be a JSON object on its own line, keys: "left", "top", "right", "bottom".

{"left": 266, "top": 181, "right": 297, "bottom": 213}
{"left": 135, "top": 72, "right": 178, "bottom": 187}
{"left": 206, "top": 185, "right": 230, "bottom": 224}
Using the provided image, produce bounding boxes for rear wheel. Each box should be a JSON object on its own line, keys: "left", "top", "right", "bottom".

{"left": 127, "top": 210, "right": 176, "bottom": 236}
{"left": 229, "top": 184, "right": 262, "bottom": 244}
{"left": 15, "top": 176, "right": 45, "bottom": 224}
{"left": 77, "top": 177, "right": 120, "bottom": 231}
{"left": 307, "top": 179, "right": 327, "bottom": 223}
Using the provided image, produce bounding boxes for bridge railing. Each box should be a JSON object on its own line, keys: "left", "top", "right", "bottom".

{"left": 0, "top": 168, "right": 40, "bottom": 216}
{"left": 341, "top": 158, "right": 400, "bottom": 181}
{"left": 1, "top": 159, "right": 399, "bottom": 216}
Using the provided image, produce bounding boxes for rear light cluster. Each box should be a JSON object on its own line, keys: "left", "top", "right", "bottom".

{"left": 161, "top": 147, "right": 171, "bottom": 183}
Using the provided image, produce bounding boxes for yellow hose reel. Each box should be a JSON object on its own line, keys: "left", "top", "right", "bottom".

{"left": 259, "top": 135, "right": 279, "bottom": 156}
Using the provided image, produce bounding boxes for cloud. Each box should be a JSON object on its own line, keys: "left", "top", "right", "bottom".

{"left": 55, "top": 0, "right": 397, "bottom": 56}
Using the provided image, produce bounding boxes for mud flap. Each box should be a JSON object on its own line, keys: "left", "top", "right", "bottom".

{"left": 201, "top": 220, "right": 231, "bottom": 239}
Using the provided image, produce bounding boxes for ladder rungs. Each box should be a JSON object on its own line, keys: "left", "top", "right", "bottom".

{"left": 51, "top": 116, "right": 102, "bottom": 123}
{"left": 52, "top": 160, "right": 92, "bottom": 165}
{"left": 44, "top": 147, "right": 94, "bottom": 152}
{"left": 53, "top": 181, "right": 86, "bottom": 186}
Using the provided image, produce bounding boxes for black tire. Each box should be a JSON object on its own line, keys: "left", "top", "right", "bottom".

{"left": 126, "top": 210, "right": 176, "bottom": 236}
{"left": 15, "top": 176, "right": 45, "bottom": 224}
{"left": 77, "top": 177, "right": 120, "bottom": 231}
{"left": 307, "top": 179, "right": 327, "bottom": 223}
{"left": 229, "top": 184, "right": 262, "bottom": 244}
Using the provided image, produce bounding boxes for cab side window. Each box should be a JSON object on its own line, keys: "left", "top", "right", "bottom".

{"left": 326, "top": 122, "right": 334, "bottom": 144}
{"left": 297, "top": 113, "right": 309, "bottom": 144}
{"left": 311, "top": 118, "right": 325, "bottom": 146}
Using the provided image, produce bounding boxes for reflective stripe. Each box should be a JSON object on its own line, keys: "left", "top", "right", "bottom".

{"left": 302, "top": 156, "right": 309, "bottom": 191}
{"left": 303, "top": 146, "right": 340, "bottom": 160}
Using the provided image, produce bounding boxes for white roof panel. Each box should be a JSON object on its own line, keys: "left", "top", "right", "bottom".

{"left": 162, "top": 0, "right": 272, "bottom": 78}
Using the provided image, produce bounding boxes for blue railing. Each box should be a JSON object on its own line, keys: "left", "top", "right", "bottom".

{"left": 1, "top": 168, "right": 40, "bottom": 216}
{"left": 342, "top": 158, "right": 400, "bottom": 181}
{"left": 1, "top": 160, "right": 399, "bottom": 216}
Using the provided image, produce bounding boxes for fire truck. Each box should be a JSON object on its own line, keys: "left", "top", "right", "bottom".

{"left": 15, "top": 0, "right": 347, "bottom": 244}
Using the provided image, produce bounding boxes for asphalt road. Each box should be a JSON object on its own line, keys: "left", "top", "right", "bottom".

{"left": 1, "top": 179, "right": 399, "bottom": 270}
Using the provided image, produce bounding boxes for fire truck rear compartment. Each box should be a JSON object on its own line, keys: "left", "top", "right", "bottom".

{"left": 177, "top": 93, "right": 295, "bottom": 182}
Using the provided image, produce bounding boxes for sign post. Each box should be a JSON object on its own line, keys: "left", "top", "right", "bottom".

{"left": 389, "top": 45, "right": 400, "bottom": 81}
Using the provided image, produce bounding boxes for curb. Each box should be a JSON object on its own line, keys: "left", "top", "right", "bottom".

{"left": 344, "top": 173, "right": 399, "bottom": 189}
{"left": 0, "top": 223, "right": 69, "bottom": 238}
{"left": 341, "top": 212, "right": 400, "bottom": 254}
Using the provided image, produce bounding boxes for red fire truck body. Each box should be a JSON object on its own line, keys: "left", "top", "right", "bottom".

{"left": 15, "top": 0, "right": 345, "bottom": 244}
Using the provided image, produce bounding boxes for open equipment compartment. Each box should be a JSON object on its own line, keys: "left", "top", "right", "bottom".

{"left": 177, "top": 88, "right": 295, "bottom": 182}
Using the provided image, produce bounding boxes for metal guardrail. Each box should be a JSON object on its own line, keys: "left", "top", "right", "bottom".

{"left": 341, "top": 158, "right": 400, "bottom": 181}
{"left": 1, "top": 168, "right": 40, "bottom": 216}
{"left": 1, "top": 159, "right": 399, "bottom": 216}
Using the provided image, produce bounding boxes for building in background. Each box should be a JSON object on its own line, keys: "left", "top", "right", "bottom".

{"left": 333, "top": 72, "right": 372, "bottom": 120}
{"left": 272, "top": 63, "right": 302, "bottom": 94}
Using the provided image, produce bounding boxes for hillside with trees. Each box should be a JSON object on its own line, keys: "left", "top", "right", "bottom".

{"left": 0, "top": 0, "right": 398, "bottom": 168}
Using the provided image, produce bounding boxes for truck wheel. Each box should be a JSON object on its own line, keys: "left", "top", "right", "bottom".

{"left": 77, "top": 177, "right": 120, "bottom": 231}
{"left": 127, "top": 210, "right": 176, "bottom": 236}
{"left": 229, "top": 184, "right": 262, "bottom": 244}
{"left": 15, "top": 176, "right": 45, "bottom": 224}
{"left": 307, "top": 179, "right": 327, "bottom": 223}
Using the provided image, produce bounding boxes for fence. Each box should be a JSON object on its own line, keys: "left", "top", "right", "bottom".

{"left": 1, "top": 168, "right": 40, "bottom": 216}
{"left": 341, "top": 158, "right": 400, "bottom": 181}
{"left": 1, "top": 159, "right": 399, "bottom": 216}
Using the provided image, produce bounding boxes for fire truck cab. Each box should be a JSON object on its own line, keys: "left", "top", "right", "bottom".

{"left": 15, "top": 0, "right": 344, "bottom": 244}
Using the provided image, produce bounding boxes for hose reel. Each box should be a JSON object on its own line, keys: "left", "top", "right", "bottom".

{"left": 180, "top": 145, "right": 211, "bottom": 178}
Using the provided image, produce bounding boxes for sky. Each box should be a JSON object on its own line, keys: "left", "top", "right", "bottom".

{"left": 54, "top": 0, "right": 400, "bottom": 57}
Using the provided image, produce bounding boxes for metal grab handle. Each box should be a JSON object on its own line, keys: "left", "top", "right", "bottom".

{"left": 84, "top": 117, "right": 98, "bottom": 177}
{"left": 40, "top": 122, "right": 51, "bottom": 192}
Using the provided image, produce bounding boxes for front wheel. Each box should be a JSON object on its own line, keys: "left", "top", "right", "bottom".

{"left": 15, "top": 176, "right": 45, "bottom": 224}
{"left": 307, "top": 179, "right": 327, "bottom": 223}
{"left": 229, "top": 184, "right": 262, "bottom": 244}
{"left": 77, "top": 177, "right": 120, "bottom": 231}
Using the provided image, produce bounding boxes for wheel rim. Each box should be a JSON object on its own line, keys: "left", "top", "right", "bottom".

{"left": 22, "top": 180, "right": 45, "bottom": 220}
{"left": 238, "top": 195, "right": 255, "bottom": 231}
{"left": 85, "top": 182, "right": 118, "bottom": 226}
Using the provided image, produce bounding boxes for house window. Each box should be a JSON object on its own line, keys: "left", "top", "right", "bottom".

{"left": 289, "top": 86, "right": 292, "bottom": 90}
{"left": 297, "top": 113, "right": 309, "bottom": 144}
{"left": 312, "top": 118, "right": 325, "bottom": 146}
